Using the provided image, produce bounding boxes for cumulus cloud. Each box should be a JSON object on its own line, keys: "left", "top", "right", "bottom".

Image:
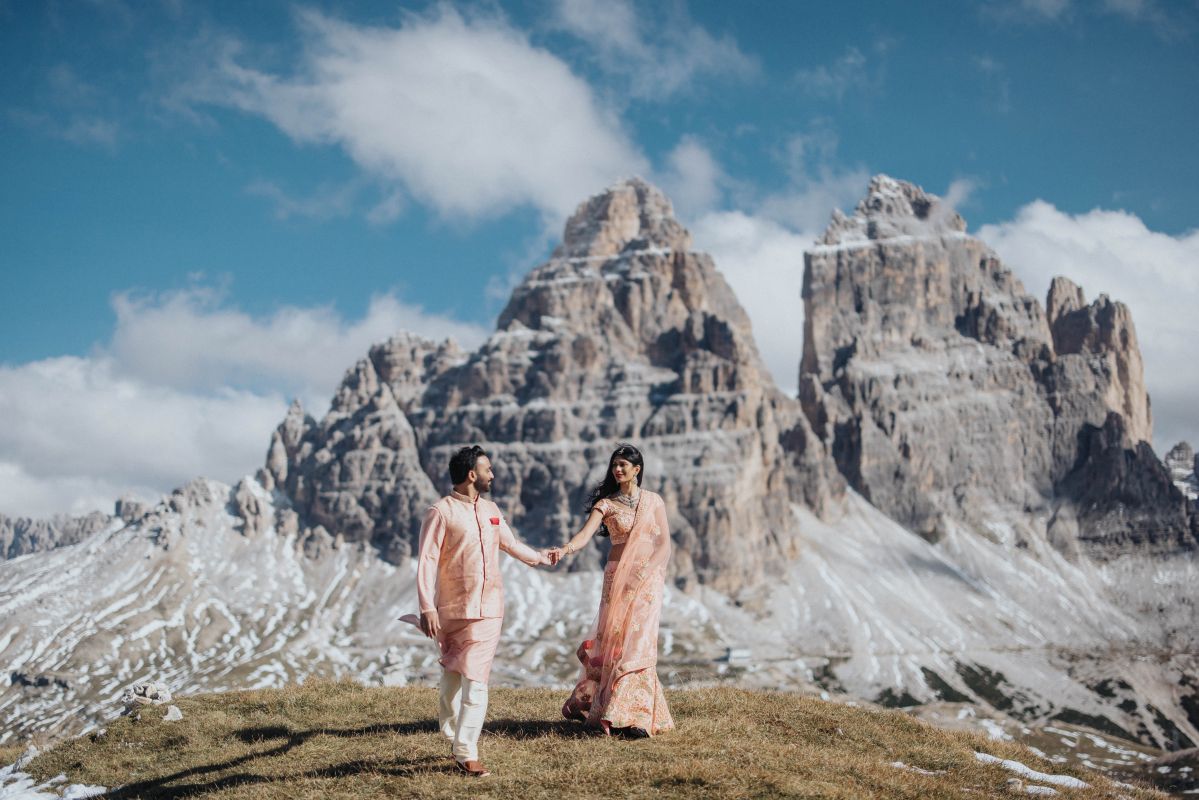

{"left": 0, "top": 287, "right": 489, "bottom": 518}
{"left": 656, "top": 136, "right": 725, "bottom": 219}
{"left": 0, "top": 356, "right": 285, "bottom": 518}
{"left": 690, "top": 172, "right": 1001, "bottom": 398}
{"left": 548, "top": 0, "right": 758, "bottom": 99}
{"left": 750, "top": 124, "right": 873, "bottom": 232}
{"left": 756, "top": 167, "right": 871, "bottom": 234}
{"left": 977, "top": 203, "right": 1199, "bottom": 451}
{"left": 186, "top": 7, "right": 646, "bottom": 223}
{"left": 107, "top": 285, "right": 488, "bottom": 399}
{"left": 681, "top": 133, "right": 872, "bottom": 394}
{"left": 691, "top": 211, "right": 814, "bottom": 394}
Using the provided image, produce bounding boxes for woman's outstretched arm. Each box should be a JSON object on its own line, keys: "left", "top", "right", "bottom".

{"left": 548, "top": 507, "right": 605, "bottom": 564}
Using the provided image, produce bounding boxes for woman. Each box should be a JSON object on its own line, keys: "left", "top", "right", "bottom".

{"left": 547, "top": 443, "right": 674, "bottom": 738}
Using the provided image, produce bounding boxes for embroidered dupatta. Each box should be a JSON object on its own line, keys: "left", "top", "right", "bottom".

{"left": 572, "top": 490, "right": 672, "bottom": 728}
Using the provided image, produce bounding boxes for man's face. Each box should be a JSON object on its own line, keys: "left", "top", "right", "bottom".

{"left": 471, "top": 455, "right": 494, "bottom": 494}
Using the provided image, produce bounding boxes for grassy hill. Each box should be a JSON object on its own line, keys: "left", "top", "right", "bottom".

{"left": 21, "top": 681, "right": 1168, "bottom": 799}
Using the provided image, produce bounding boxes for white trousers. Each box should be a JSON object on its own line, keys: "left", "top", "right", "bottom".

{"left": 439, "top": 669, "right": 489, "bottom": 761}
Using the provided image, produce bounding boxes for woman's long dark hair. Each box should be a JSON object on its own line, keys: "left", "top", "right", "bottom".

{"left": 586, "top": 443, "right": 645, "bottom": 538}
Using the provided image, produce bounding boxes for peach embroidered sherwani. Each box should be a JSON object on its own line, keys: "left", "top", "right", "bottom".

{"left": 416, "top": 490, "right": 542, "bottom": 683}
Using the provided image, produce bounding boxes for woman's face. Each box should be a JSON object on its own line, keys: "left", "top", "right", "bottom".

{"left": 611, "top": 457, "right": 640, "bottom": 484}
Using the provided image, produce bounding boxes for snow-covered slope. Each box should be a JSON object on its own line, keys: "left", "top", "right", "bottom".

{"left": 3, "top": 478, "right": 1194, "bottom": 753}
{"left": 0, "top": 478, "right": 720, "bottom": 743}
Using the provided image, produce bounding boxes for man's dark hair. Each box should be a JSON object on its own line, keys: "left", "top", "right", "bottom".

{"left": 449, "top": 445, "right": 488, "bottom": 485}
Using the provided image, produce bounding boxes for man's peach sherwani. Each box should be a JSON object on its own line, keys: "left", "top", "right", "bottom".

{"left": 416, "top": 490, "right": 541, "bottom": 682}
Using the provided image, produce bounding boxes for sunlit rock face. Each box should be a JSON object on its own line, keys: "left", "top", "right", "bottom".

{"left": 2, "top": 176, "right": 1197, "bottom": 756}
{"left": 799, "top": 174, "right": 1192, "bottom": 557}
{"left": 1045, "top": 275, "right": 1152, "bottom": 445}
{"left": 264, "top": 178, "right": 843, "bottom": 593}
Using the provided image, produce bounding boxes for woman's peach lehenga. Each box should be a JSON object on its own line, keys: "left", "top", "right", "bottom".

{"left": 562, "top": 491, "right": 674, "bottom": 736}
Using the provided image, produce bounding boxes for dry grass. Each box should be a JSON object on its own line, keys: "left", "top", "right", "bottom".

{"left": 25, "top": 681, "right": 1168, "bottom": 799}
{"left": 0, "top": 744, "right": 25, "bottom": 766}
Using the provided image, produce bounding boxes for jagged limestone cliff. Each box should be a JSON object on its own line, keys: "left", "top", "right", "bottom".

{"left": 2, "top": 176, "right": 1195, "bottom": 756}
{"left": 799, "top": 174, "right": 1193, "bottom": 558}
{"left": 262, "top": 178, "right": 842, "bottom": 592}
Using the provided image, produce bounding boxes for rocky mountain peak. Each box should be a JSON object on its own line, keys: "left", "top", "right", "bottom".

{"left": 802, "top": 176, "right": 1183, "bottom": 553}
{"left": 1165, "top": 441, "right": 1199, "bottom": 501}
{"left": 494, "top": 177, "right": 760, "bottom": 387}
{"left": 1166, "top": 441, "right": 1195, "bottom": 470}
{"left": 264, "top": 176, "right": 842, "bottom": 589}
{"left": 1045, "top": 278, "right": 1152, "bottom": 444}
{"left": 554, "top": 176, "right": 690, "bottom": 260}
{"left": 818, "top": 174, "right": 967, "bottom": 246}
{"left": 1046, "top": 276, "right": 1087, "bottom": 321}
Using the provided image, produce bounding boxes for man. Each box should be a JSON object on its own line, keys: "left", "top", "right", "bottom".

{"left": 416, "top": 445, "right": 549, "bottom": 777}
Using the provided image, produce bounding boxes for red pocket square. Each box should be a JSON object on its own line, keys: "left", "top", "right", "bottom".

{"left": 489, "top": 516, "right": 500, "bottom": 525}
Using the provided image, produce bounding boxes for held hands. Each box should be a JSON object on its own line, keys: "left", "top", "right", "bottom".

{"left": 544, "top": 546, "right": 566, "bottom": 566}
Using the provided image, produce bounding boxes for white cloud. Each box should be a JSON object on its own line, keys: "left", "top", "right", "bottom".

{"left": 0, "top": 356, "right": 285, "bottom": 518}
{"left": 656, "top": 136, "right": 725, "bottom": 218}
{"left": 692, "top": 211, "right": 817, "bottom": 395}
{"left": 795, "top": 47, "right": 871, "bottom": 100}
{"left": 943, "top": 177, "right": 979, "bottom": 211}
{"left": 681, "top": 137, "right": 870, "bottom": 395}
{"left": 189, "top": 7, "right": 646, "bottom": 223}
{"left": 549, "top": 0, "right": 758, "bottom": 99}
{"left": 0, "top": 460, "right": 157, "bottom": 520}
{"left": 757, "top": 165, "right": 871, "bottom": 233}
{"left": 977, "top": 202, "right": 1199, "bottom": 452}
{"left": 750, "top": 124, "right": 872, "bottom": 232}
{"left": 107, "top": 285, "right": 488, "bottom": 401}
{"left": 0, "top": 287, "right": 489, "bottom": 518}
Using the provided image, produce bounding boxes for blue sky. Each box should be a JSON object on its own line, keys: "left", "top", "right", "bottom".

{"left": 2, "top": 0, "right": 1197, "bottom": 515}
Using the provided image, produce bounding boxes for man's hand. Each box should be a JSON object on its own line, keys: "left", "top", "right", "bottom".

{"left": 543, "top": 547, "right": 563, "bottom": 566}
{"left": 419, "top": 609, "right": 441, "bottom": 639}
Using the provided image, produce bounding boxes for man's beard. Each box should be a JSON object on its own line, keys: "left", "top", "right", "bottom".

{"left": 474, "top": 476, "right": 492, "bottom": 494}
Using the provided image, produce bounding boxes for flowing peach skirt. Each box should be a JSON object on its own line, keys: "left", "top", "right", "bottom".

{"left": 563, "top": 561, "right": 674, "bottom": 734}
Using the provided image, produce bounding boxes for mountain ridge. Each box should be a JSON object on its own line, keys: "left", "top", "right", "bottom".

{"left": 1, "top": 175, "right": 1195, "bottom": 760}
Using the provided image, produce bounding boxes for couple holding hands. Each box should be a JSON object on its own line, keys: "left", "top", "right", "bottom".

{"left": 412, "top": 443, "right": 673, "bottom": 777}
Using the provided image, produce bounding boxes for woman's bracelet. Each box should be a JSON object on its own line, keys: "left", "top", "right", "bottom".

{"left": 563, "top": 543, "right": 576, "bottom": 555}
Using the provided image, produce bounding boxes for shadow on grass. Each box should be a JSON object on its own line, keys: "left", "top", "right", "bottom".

{"left": 102, "top": 755, "right": 454, "bottom": 799}
{"left": 101, "top": 720, "right": 442, "bottom": 799}
{"left": 99, "top": 718, "right": 586, "bottom": 798}
{"left": 232, "top": 720, "right": 438, "bottom": 744}
{"left": 485, "top": 717, "right": 599, "bottom": 740}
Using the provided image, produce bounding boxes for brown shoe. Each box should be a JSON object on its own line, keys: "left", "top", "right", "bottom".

{"left": 455, "top": 759, "right": 491, "bottom": 777}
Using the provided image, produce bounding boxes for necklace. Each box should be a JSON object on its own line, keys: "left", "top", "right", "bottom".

{"left": 615, "top": 488, "right": 640, "bottom": 509}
